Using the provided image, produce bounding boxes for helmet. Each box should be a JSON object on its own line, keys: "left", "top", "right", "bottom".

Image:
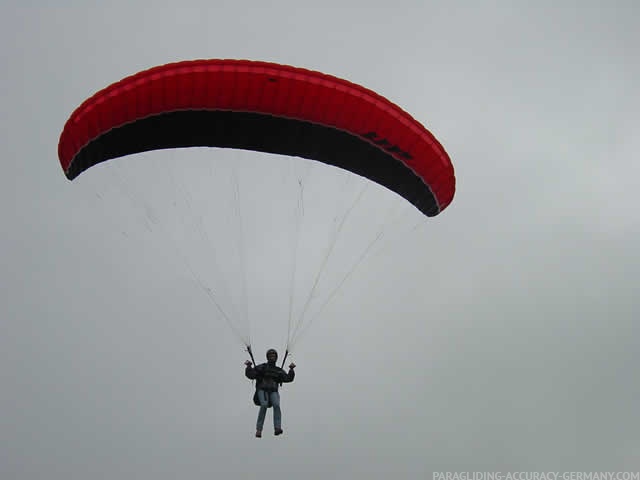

{"left": 266, "top": 349, "right": 278, "bottom": 359}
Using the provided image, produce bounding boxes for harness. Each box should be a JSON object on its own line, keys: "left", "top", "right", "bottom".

{"left": 246, "top": 346, "right": 284, "bottom": 408}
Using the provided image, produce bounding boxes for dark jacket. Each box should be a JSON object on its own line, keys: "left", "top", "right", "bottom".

{"left": 245, "top": 362, "right": 295, "bottom": 392}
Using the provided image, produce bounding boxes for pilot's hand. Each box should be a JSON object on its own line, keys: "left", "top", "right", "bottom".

{"left": 289, "top": 363, "right": 296, "bottom": 369}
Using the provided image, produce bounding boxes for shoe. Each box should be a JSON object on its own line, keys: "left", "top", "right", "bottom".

{"left": 255, "top": 430, "right": 262, "bottom": 438}
{"left": 274, "top": 428, "right": 283, "bottom": 436}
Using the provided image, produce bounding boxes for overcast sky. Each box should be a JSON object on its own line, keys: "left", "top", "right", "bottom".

{"left": 2, "top": 1, "right": 639, "bottom": 479}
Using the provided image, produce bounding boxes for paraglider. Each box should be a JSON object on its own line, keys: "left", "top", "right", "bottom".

{"left": 58, "top": 59, "right": 456, "bottom": 435}
{"left": 245, "top": 349, "right": 295, "bottom": 437}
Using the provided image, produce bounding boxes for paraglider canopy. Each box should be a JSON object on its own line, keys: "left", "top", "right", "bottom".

{"left": 58, "top": 59, "right": 455, "bottom": 217}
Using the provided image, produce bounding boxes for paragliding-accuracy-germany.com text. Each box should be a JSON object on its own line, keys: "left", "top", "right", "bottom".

{"left": 433, "top": 473, "right": 640, "bottom": 480}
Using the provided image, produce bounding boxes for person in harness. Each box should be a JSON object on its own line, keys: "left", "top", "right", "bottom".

{"left": 244, "top": 349, "right": 296, "bottom": 437}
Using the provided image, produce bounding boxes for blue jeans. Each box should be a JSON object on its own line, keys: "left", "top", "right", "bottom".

{"left": 256, "top": 390, "right": 281, "bottom": 431}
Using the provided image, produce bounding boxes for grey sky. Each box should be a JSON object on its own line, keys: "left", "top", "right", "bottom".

{"left": 2, "top": 1, "right": 639, "bottom": 479}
